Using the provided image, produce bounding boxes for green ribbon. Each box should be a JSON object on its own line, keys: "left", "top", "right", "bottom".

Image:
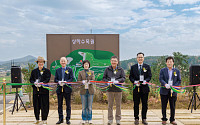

{"left": 132, "top": 85, "right": 136, "bottom": 91}
{"left": 114, "top": 84, "right": 129, "bottom": 92}
{"left": 94, "top": 85, "right": 110, "bottom": 91}
{"left": 154, "top": 86, "right": 186, "bottom": 94}
{"left": 0, "top": 83, "right": 53, "bottom": 91}
{"left": 170, "top": 86, "right": 185, "bottom": 93}
{"left": 65, "top": 84, "right": 72, "bottom": 89}
{"left": 6, "top": 83, "right": 33, "bottom": 85}
{"left": 155, "top": 87, "right": 161, "bottom": 93}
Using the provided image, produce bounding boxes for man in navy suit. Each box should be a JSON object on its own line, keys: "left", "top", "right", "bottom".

{"left": 159, "top": 56, "right": 181, "bottom": 125}
{"left": 129, "top": 52, "right": 152, "bottom": 125}
{"left": 54, "top": 57, "right": 73, "bottom": 124}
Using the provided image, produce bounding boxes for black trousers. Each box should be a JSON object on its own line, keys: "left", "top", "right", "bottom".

{"left": 160, "top": 93, "right": 177, "bottom": 122}
{"left": 33, "top": 94, "right": 49, "bottom": 120}
{"left": 133, "top": 92, "right": 149, "bottom": 120}
{"left": 57, "top": 92, "right": 71, "bottom": 121}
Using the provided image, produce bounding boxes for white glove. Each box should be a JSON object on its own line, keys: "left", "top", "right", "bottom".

{"left": 34, "top": 79, "right": 41, "bottom": 87}
{"left": 165, "top": 84, "right": 170, "bottom": 89}
{"left": 135, "top": 81, "right": 140, "bottom": 87}
{"left": 58, "top": 81, "right": 65, "bottom": 86}
{"left": 34, "top": 82, "right": 38, "bottom": 87}
{"left": 37, "top": 83, "right": 41, "bottom": 87}
{"left": 34, "top": 82, "right": 41, "bottom": 87}
{"left": 113, "top": 80, "right": 119, "bottom": 84}
{"left": 82, "top": 80, "right": 86, "bottom": 85}
{"left": 142, "top": 80, "right": 147, "bottom": 85}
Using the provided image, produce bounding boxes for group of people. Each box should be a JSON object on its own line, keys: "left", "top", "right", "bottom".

{"left": 30, "top": 52, "right": 181, "bottom": 125}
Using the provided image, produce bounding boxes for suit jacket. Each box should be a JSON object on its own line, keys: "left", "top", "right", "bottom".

{"left": 54, "top": 67, "right": 73, "bottom": 94}
{"left": 159, "top": 67, "right": 181, "bottom": 96}
{"left": 129, "top": 63, "right": 152, "bottom": 93}
{"left": 30, "top": 67, "right": 51, "bottom": 95}
{"left": 102, "top": 66, "right": 125, "bottom": 92}
{"left": 78, "top": 70, "right": 95, "bottom": 95}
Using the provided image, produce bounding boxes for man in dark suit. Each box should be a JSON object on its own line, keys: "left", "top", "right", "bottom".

{"left": 54, "top": 57, "right": 73, "bottom": 125}
{"left": 30, "top": 56, "right": 51, "bottom": 125}
{"left": 129, "top": 52, "right": 152, "bottom": 125}
{"left": 159, "top": 56, "right": 181, "bottom": 125}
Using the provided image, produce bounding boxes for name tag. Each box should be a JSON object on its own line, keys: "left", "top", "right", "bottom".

{"left": 168, "top": 80, "right": 173, "bottom": 86}
{"left": 111, "top": 77, "right": 115, "bottom": 83}
{"left": 139, "top": 75, "right": 144, "bottom": 82}
{"left": 85, "top": 82, "right": 89, "bottom": 89}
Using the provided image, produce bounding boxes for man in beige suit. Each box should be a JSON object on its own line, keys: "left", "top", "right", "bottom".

{"left": 78, "top": 60, "right": 95, "bottom": 124}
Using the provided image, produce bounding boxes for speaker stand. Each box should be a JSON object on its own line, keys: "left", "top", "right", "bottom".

{"left": 188, "top": 86, "right": 200, "bottom": 113}
{"left": 11, "top": 88, "right": 27, "bottom": 114}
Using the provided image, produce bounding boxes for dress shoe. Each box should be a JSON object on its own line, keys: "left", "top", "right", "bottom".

{"left": 170, "top": 121, "right": 177, "bottom": 125}
{"left": 33, "top": 120, "right": 40, "bottom": 124}
{"left": 66, "top": 120, "right": 71, "bottom": 124}
{"left": 134, "top": 119, "right": 139, "bottom": 125}
{"left": 56, "top": 120, "right": 63, "bottom": 124}
{"left": 162, "top": 121, "right": 167, "bottom": 125}
{"left": 142, "top": 119, "right": 148, "bottom": 125}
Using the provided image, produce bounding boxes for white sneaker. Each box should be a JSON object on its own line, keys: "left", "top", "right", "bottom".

{"left": 116, "top": 120, "right": 120, "bottom": 125}
{"left": 108, "top": 120, "right": 113, "bottom": 125}
{"left": 43, "top": 120, "right": 47, "bottom": 125}
{"left": 33, "top": 120, "right": 40, "bottom": 124}
{"left": 88, "top": 120, "right": 93, "bottom": 124}
{"left": 82, "top": 120, "right": 86, "bottom": 124}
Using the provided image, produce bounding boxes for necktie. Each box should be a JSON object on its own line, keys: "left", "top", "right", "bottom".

{"left": 139, "top": 65, "right": 142, "bottom": 75}
{"left": 62, "top": 68, "right": 65, "bottom": 80}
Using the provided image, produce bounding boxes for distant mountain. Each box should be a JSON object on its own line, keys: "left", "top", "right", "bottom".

{"left": 120, "top": 56, "right": 161, "bottom": 70}
{"left": 0, "top": 55, "right": 37, "bottom": 70}
{"left": 0, "top": 55, "right": 37, "bottom": 65}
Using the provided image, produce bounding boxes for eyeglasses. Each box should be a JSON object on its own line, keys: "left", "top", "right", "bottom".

{"left": 111, "top": 60, "right": 118, "bottom": 62}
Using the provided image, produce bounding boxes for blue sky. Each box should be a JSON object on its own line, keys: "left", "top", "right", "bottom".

{"left": 0, "top": 0, "right": 200, "bottom": 61}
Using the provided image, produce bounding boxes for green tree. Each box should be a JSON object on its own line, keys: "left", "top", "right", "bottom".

{"left": 21, "top": 63, "right": 36, "bottom": 105}
{"left": 173, "top": 52, "right": 189, "bottom": 86}
{"left": 150, "top": 56, "right": 167, "bottom": 97}
{"left": 150, "top": 52, "right": 190, "bottom": 97}
{"left": 6, "top": 72, "right": 10, "bottom": 76}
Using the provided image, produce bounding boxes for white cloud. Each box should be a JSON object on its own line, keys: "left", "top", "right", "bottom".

{"left": 159, "top": 0, "right": 200, "bottom": 5}
{"left": 182, "top": 6, "right": 200, "bottom": 12}
{"left": 120, "top": 14, "right": 200, "bottom": 60}
{"left": 173, "top": 0, "right": 200, "bottom": 5}
{"left": 0, "top": 0, "right": 200, "bottom": 61}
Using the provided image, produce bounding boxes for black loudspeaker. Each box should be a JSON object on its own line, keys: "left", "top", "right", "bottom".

{"left": 190, "top": 65, "right": 200, "bottom": 85}
{"left": 11, "top": 66, "right": 22, "bottom": 88}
